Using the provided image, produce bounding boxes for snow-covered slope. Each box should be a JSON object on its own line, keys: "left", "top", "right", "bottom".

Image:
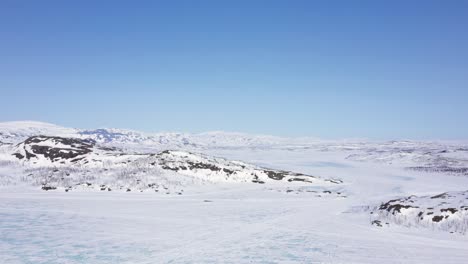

{"left": 152, "top": 150, "right": 342, "bottom": 185}
{"left": 0, "top": 121, "right": 77, "bottom": 143}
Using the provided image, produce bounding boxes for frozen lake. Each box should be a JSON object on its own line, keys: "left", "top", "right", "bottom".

{"left": 1, "top": 186, "right": 468, "bottom": 263}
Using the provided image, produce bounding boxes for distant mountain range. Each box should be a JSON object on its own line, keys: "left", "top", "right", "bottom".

{"left": 1, "top": 121, "right": 467, "bottom": 175}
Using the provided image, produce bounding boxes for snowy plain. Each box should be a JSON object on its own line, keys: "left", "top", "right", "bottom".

{"left": 1, "top": 121, "right": 468, "bottom": 263}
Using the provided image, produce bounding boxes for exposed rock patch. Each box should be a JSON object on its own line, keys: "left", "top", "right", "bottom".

{"left": 13, "top": 136, "right": 95, "bottom": 162}
{"left": 371, "top": 191, "right": 468, "bottom": 234}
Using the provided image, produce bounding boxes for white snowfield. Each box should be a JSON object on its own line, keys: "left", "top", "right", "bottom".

{"left": 1, "top": 121, "right": 468, "bottom": 263}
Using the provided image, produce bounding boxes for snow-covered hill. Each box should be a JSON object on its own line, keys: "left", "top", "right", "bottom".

{"left": 13, "top": 136, "right": 96, "bottom": 163}
{"left": 2, "top": 133, "right": 342, "bottom": 193}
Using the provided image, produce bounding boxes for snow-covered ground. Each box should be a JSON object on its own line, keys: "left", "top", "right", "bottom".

{"left": 1, "top": 121, "right": 468, "bottom": 263}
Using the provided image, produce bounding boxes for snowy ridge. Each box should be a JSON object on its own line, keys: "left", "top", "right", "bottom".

{"left": 4, "top": 135, "right": 342, "bottom": 193}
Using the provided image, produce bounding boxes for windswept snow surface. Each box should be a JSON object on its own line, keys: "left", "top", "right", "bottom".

{"left": 1, "top": 121, "right": 468, "bottom": 263}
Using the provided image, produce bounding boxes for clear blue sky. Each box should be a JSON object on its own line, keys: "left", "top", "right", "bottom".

{"left": 1, "top": 0, "right": 467, "bottom": 139}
